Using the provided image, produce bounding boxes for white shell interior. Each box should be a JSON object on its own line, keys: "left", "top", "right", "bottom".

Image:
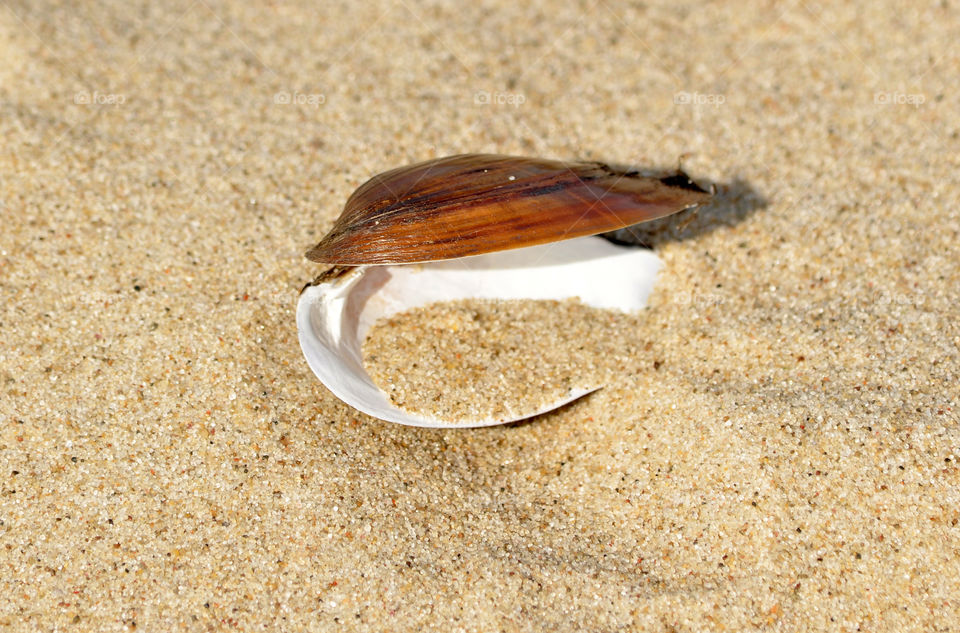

{"left": 296, "top": 236, "right": 663, "bottom": 428}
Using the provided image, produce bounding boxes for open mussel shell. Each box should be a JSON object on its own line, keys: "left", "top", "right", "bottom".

{"left": 306, "top": 154, "right": 711, "bottom": 265}
{"left": 299, "top": 154, "right": 711, "bottom": 426}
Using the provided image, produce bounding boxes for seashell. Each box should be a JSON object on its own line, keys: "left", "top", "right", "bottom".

{"left": 298, "top": 154, "right": 712, "bottom": 427}
{"left": 298, "top": 237, "right": 663, "bottom": 428}
{"left": 305, "top": 154, "right": 711, "bottom": 265}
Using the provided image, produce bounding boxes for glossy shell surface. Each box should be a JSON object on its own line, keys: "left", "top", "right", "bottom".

{"left": 306, "top": 154, "right": 711, "bottom": 265}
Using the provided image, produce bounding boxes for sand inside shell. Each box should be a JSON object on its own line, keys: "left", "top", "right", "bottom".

{"left": 362, "top": 298, "right": 650, "bottom": 422}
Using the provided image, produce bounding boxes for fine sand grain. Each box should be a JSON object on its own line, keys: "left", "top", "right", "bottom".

{"left": 363, "top": 298, "right": 649, "bottom": 422}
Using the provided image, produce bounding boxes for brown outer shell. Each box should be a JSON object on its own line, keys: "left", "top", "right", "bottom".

{"left": 305, "top": 154, "right": 712, "bottom": 265}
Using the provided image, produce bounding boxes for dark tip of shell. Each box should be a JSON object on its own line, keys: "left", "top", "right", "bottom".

{"left": 658, "top": 170, "right": 710, "bottom": 195}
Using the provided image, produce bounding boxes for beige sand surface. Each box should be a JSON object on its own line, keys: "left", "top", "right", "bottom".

{"left": 1, "top": 1, "right": 958, "bottom": 630}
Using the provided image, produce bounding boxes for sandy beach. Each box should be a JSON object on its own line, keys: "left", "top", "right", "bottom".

{"left": 1, "top": 1, "right": 958, "bottom": 630}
